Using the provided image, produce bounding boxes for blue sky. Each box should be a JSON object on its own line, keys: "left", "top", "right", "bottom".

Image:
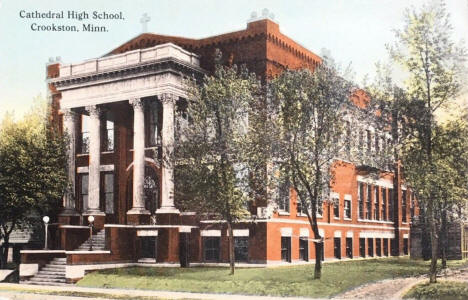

{"left": 0, "top": 0, "right": 467, "bottom": 118}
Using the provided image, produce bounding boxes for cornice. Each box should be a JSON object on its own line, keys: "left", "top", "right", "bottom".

{"left": 51, "top": 58, "right": 205, "bottom": 90}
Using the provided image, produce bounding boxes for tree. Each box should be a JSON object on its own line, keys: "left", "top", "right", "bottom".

{"left": 174, "top": 63, "right": 263, "bottom": 275}
{"left": 270, "top": 66, "right": 352, "bottom": 279}
{"left": 0, "top": 98, "right": 68, "bottom": 269}
{"left": 388, "top": 1, "right": 467, "bottom": 283}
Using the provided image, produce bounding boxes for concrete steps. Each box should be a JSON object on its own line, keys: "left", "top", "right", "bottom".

{"left": 22, "top": 257, "right": 68, "bottom": 286}
{"left": 76, "top": 229, "right": 106, "bottom": 251}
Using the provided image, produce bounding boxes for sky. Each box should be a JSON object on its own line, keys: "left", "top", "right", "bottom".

{"left": 0, "top": 0, "right": 467, "bottom": 119}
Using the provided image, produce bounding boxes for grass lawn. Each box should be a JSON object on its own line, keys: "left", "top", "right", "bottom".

{"left": 77, "top": 258, "right": 468, "bottom": 298}
{"left": 404, "top": 280, "right": 468, "bottom": 300}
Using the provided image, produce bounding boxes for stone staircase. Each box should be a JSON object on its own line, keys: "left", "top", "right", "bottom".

{"left": 23, "top": 229, "right": 106, "bottom": 285}
{"left": 76, "top": 229, "right": 105, "bottom": 251}
{"left": 22, "top": 257, "right": 67, "bottom": 286}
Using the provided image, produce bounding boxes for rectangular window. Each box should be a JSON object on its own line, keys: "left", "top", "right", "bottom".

{"left": 382, "top": 188, "right": 387, "bottom": 221}
{"left": 375, "top": 134, "right": 380, "bottom": 153}
{"left": 366, "top": 130, "right": 372, "bottom": 153}
{"left": 402, "top": 189, "right": 407, "bottom": 222}
{"left": 334, "top": 237, "right": 341, "bottom": 259}
{"left": 333, "top": 198, "right": 340, "bottom": 219}
{"left": 103, "top": 173, "right": 114, "bottom": 214}
{"left": 366, "top": 185, "right": 372, "bottom": 220}
{"left": 367, "top": 238, "right": 374, "bottom": 257}
{"left": 281, "top": 237, "right": 291, "bottom": 262}
{"left": 358, "top": 182, "right": 364, "bottom": 219}
{"left": 203, "top": 237, "right": 220, "bottom": 262}
{"left": 374, "top": 186, "right": 379, "bottom": 220}
{"left": 346, "top": 237, "right": 353, "bottom": 259}
{"left": 317, "top": 199, "right": 323, "bottom": 216}
{"left": 345, "top": 121, "right": 351, "bottom": 152}
{"left": 389, "top": 188, "right": 394, "bottom": 221}
{"left": 376, "top": 238, "right": 381, "bottom": 257}
{"left": 147, "top": 102, "right": 160, "bottom": 146}
{"left": 234, "top": 237, "right": 248, "bottom": 262}
{"left": 299, "top": 238, "right": 308, "bottom": 261}
{"left": 383, "top": 238, "right": 389, "bottom": 256}
{"left": 104, "top": 120, "right": 114, "bottom": 152}
{"left": 359, "top": 238, "right": 366, "bottom": 257}
{"left": 403, "top": 238, "right": 409, "bottom": 255}
{"left": 80, "top": 174, "right": 89, "bottom": 212}
{"left": 81, "top": 115, "right": 90, "bottom": 154}
{"left": 344, "top": 199, "right": 351, "bottom": 219}
{"left": 297, "top": 199, "right": 307, "bottom": 215}
{"left": 278, "top": 177, "right": 290, "bottom": 212}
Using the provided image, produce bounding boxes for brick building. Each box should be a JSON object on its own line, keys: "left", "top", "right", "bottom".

{"left": 20, "top": 14, "right": 414, "bottom": 284}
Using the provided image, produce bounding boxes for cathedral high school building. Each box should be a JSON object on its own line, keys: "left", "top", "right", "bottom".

{"left": 20, "top": 13, "right": 415, "bottom": 284}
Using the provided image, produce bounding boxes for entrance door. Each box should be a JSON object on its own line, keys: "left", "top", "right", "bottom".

{"left": 179, "top": 233, "right": 190, "bottom": 267}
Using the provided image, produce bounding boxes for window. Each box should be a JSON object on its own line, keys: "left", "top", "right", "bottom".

{"left": 334, "top": 237, "right": 341, "bottom": 259}
{"left": 103, "top": 119, "right": 114, "bottom": 152}
{"left": 375, "top": 134, "right": 380, "bottom": 153}
{"left": 333, "top": 197, "right": 340, "bottom": 219}
{"left": 80, "top": 174, "right": 89, "bottom": 212}
{"left": 358, "top": 182, "right": 364, "bottom": 219}
{"left": 410, "top": 192, "right": 415, "bottom": 220}
{"left": 80, "top": 115, "right": 90, "bottom": 154}
{"left": 376, "top": 238, "right": 381, "bottom": 256}
{"left": 388, "top": 188, "right": 394, "bottom": 221}
{"left": 359, "top": 238, "right": 366, "bottom": 257}
{"left": 367, "top": 238, "right": 374, "bottom": 257}
{"left": 344, "top": 198, "right": 351, "bottom": 219}
{"left": 346, "top": 238, "right": 353, "bottom": 258}
{"left": 147, "top": 101, "right": 160, "bottom": 146}
{"left": 203, "top": 237, "right": 220, "bottom": 262}
{"left": 366, "top": 185, "right": 372, "bottom": 220}
{"left": 234, "top": 237, "right": 248, "bottom": 262}
{"left": 278, "top": 177, "right": 290, "bottom": 212}
{"left": 374, "top": 186, "right": 379, "bottom": 220}
{"left": 382, "top": 188, "right": 387, "bottom": 221}
{"left": 359, "top": 130, "right": 364, "bottom": 148}
{"left": 366, "top": 130, "right": 372, "bottom": 153}
{"left": 281, "top": 237, "right": 291, "bottom": 262}
{"left": 297, "top": 199, "right": 307, "bottom": 215}
{"left": 402, "top": 189, "right": 407, "bottom": 222}
{"left": 317, "top": 198, "right": 323, "bottom": 216}
{"left": 383, "top": 238, "right": 389, "bottom": 256}
{"left": 345, "top": 121, "right": 351, "bottom": 152}
{"left": 299, "top": 238, "right": 308, "bottom": 261}
{"left": 103, "top": 173, "right": 114, "bottom": 214}
{"left": 403, "top": 238, "right": 409, "bottom": 255}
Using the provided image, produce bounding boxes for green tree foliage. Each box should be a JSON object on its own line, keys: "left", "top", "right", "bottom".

{"left": 0, "top": 97, "right": 68, "bottom": 268}
{"left": 387, "top": 1, "right": 467, "bottom": 282}
{"left": 174, "top": 64, "right": 263, "bottom": 274}
{"left": 270, "top": 66, "right": 352, "bottom": 279}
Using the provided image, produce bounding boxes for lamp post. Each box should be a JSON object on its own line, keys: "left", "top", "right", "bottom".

{"left": 42, "top": 216, "right": 49, "bottom": 250}
{"left": 88, "top": 215, "right": 94, "bottom": 251}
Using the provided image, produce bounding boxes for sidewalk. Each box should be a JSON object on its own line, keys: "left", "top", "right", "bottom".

{"left": 0, "top": 283, "right": 322, "bottom": 300}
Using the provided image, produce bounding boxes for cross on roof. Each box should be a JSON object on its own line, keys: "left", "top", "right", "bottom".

{"left": 140, "top": 13, "right": 151, "bottom": 33}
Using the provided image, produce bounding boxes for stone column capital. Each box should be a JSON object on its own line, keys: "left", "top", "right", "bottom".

{"left": 129, "top": 98, "right": 144, "bottom": 110}
{"left": 61, "top": 108, "right": 79, "bottom": 121}
{"left": 160, "top": 93, "right": 177, "bottom": 105}
{"left": 85, "top": 105, "right": 103, "bottom": 118}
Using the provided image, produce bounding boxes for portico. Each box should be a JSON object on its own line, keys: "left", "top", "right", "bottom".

{"left": 54, "top": 43, "right": 202, "bottom": 226}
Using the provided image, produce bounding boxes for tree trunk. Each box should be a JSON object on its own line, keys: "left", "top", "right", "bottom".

{"left": 428, "top": 204, "right": 438, "bottom": 283}
{"left": 305, "top": 203, "right": 322, "bottom": 279}
{"left": 227, "top": 222, "right": 235, "bottom": 275}
{"left": 0, "top": 237, "right": 9, "bottom": 269}
{"left": 441, "top": 211, "right": 448, "bottom": 269}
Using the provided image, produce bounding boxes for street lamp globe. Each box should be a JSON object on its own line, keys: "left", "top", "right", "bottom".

{"left": 42, "top": 216, "right": 50, "bottom": 224}
{"left": 88, "top": 215, "right": 94, "bottom": 223}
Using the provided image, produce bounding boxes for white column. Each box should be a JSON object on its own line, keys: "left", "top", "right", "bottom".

{"left": 60, "top": 108, "right": 79, "bottom": 215}
{"left": 84, "top": 105, "right": 104, "bottom": 216}
{"left": 128, "top": 98, "right": 150, "bottom": 215}
{"left": 157, "top": 93, "right": 179, "bottom": 214}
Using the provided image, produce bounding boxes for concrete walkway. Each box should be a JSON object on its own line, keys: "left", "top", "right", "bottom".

{"left": 0, "top": 283, "right": 321, "bottom": 300}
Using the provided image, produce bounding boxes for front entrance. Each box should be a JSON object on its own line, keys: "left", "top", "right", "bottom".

{"left": 140, "top": 236, "right": 157, "bottom": 260}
